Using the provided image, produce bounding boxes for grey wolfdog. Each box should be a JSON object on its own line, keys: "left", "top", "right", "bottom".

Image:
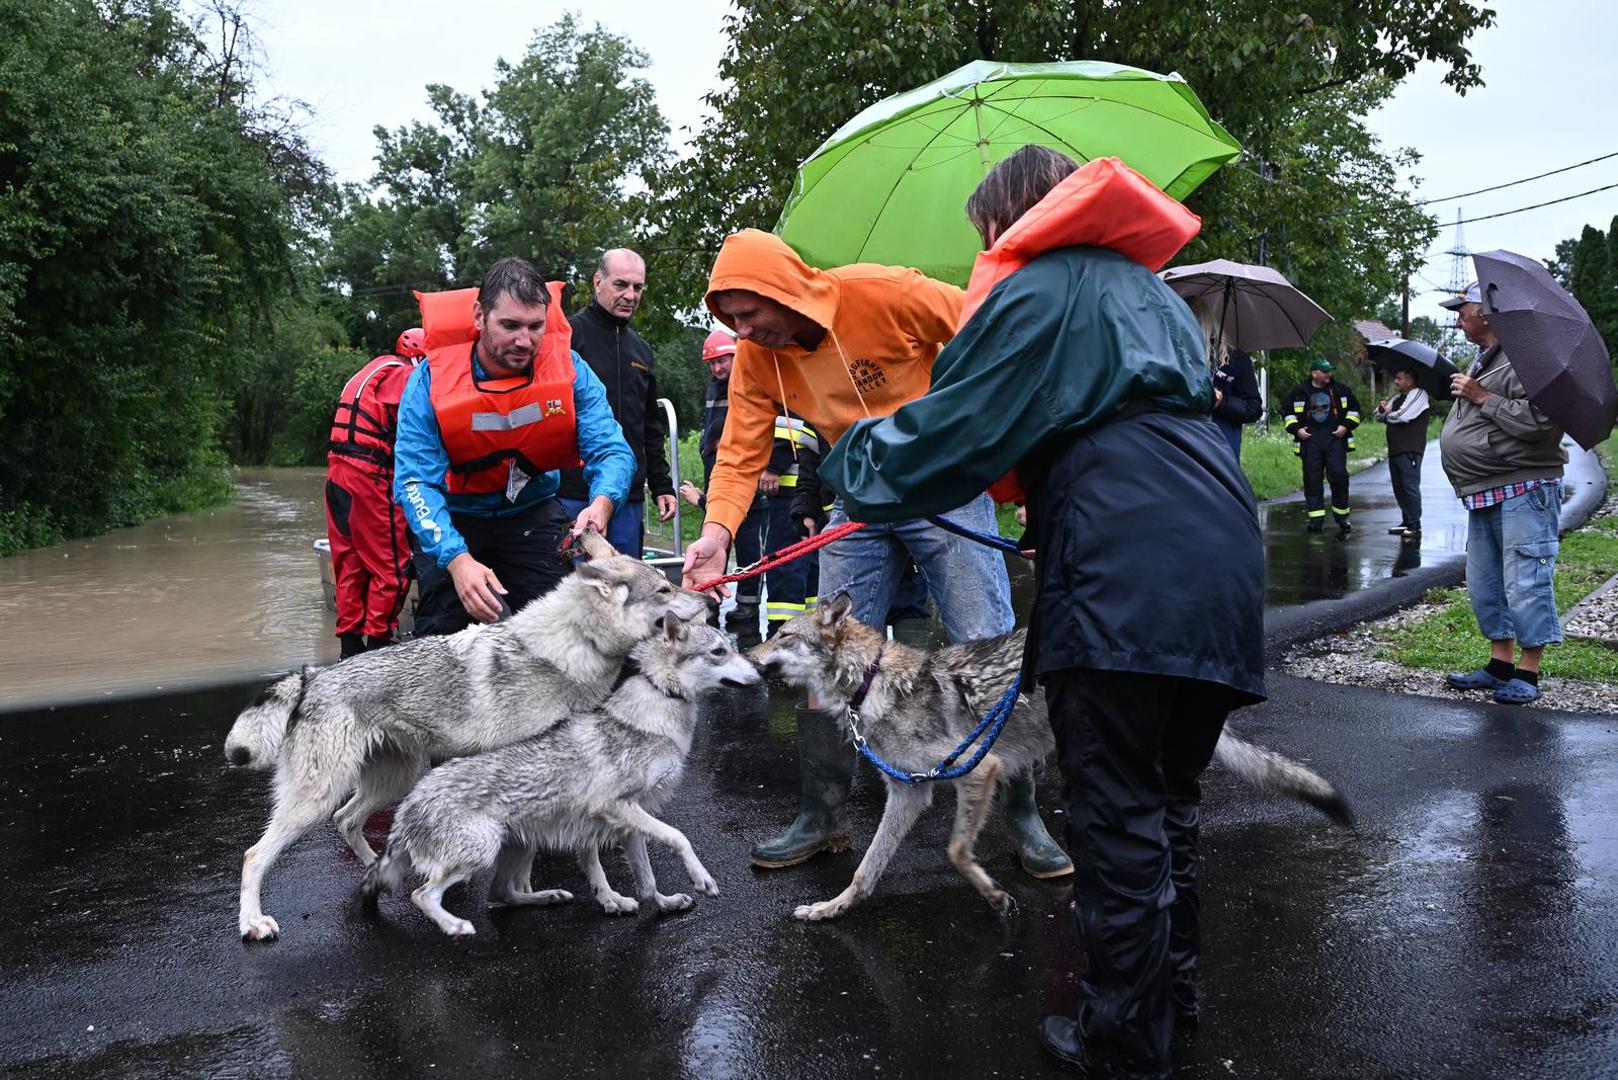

{"left": 224, "top": 530, "right": 709, "bottom": 942}
{"left": 751, "top": 594, "right": 1353, "bottom": 923}
{"left": 360, "top": 617, "right": 759, "bottom": 936}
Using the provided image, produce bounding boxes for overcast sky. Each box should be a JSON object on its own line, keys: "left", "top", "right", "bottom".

{"left": 249, "top": 0, "right": 1617, "bottom": 325}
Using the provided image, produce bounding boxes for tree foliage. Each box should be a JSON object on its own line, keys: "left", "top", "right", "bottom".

{"left": 653, "top": 0, "right": 1490, "bottom": 387}
{"left": 0, "top": 0, "right": 310, "bottom": 551}
{"left": 325, "top": 15, "right": 674, "bottom": 360}
{"left": 1562, "top": 219, "right": 1618, "bottom": 361}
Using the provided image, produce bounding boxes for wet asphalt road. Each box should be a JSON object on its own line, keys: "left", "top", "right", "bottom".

{"left": 1, "top": 442, "right": 1614, "bottom": 1078}
{"left": 3, "top": 672, "right": 1618, "bottom": 1079}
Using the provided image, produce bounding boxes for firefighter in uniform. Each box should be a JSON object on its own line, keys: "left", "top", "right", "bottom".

{"left": 325, "top": 327, "right": 426, "bottom": 657}
{"left": 762, "top": 412, "right": 820, "bottom": 635}
{"left": 1285, "top": 358, "right": 1361, "bottom": 535}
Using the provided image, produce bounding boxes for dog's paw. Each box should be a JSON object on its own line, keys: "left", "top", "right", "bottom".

{"left": 652, "top": 892, "right": 693, "bottom": 914}
{"left": 438, "top": 917, "right": 476, "bottom": 937}
{"left": 687, "top": 868, "right": 720, "bottom": 897}
{"left": 793, "top": 898, "right": 848, "bottom": 922}
{"left": 989, "top": 889, "right": 1017, "bottom": 917}
{"left": 596, "top": 892, "right": 640, "bottom": 916}
{"left": 240, "top": 914, "right": 281, "bottom": 942}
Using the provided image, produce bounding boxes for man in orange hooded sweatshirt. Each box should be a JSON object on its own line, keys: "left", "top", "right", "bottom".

{"left": 683, "top": 228, "right": 1070, "bottom": 877}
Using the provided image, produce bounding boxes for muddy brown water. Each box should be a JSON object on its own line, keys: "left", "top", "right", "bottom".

{"left": 3, "top": 443, "right": 1573, "bottom": 713}
{"left": 0, "top": 469, "right": 340, "bottom": 711}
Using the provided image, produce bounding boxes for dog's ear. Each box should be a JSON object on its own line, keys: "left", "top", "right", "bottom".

{"left": 575, "top": 559, "right": 625, "bottom": 600}
{"left": 664, "top": 615, "right": 686, "bottom": 643}
{"left": 818, "top": 592, "right": 853, "bottom": 628}
{"left": 577, "top": 529, "right": 618, "bottom": 560}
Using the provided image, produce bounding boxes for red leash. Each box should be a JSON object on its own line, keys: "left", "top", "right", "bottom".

{"left": 690, "top": 519, "right": 867, "bottom": 593}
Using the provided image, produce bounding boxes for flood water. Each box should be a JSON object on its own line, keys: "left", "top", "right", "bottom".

{"left": 0, "top": 469, "right": 339, "bottom": 710}
{"left": 1, "top": 442, "right": 1599, "bottom": 712}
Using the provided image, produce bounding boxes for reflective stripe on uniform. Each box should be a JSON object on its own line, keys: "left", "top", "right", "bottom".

{"left": 1307, "top": 509, "right": 1327, "bottom": 518}
{"left": 767, "top": 600, "right": 809, "bottom": 622}
{"left": 1331, "top": 506, "right": 1351, "bottom": 516}
{"left": 774, "top": 415, "right": 818, "bottom": 446}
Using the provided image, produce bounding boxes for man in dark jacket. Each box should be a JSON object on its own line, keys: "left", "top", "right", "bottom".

{"left": 1284, "top": 359, "right": 1361, "bottom": 535}
{"left": 1211, "top": 348, "right": 1264, "bottom": 458}
{"left": 558, "top": 248, "right": 677, "bottom": 555}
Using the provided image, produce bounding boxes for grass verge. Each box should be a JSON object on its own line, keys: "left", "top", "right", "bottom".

{"left": 1373, "top": 433, "right": 1618, "bottom": 682}
{"left": 1241, "top": 423, "right": 1388, "bottom": 502}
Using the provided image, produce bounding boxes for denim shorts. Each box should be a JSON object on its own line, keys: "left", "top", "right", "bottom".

{"left": 819, "top": 493, "right": 1014, "bottom": 643}
{"left": 1465, "top": 484, "right": 1562, "bottom": 649}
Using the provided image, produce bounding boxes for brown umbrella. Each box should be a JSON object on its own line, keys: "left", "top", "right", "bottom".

{"left": 1160, "top": 259, "right": 1331, "bottom": 352}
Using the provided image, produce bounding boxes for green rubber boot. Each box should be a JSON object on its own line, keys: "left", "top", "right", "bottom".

{"left": 1005, "top": 767, "right": 1073, "bottom": 879}
{"left": 750, "top": 706, "right": 854, "bottom": 869}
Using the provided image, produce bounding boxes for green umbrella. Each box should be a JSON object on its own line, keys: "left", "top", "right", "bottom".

{"left": 775, "top": 60, "right": 1241, "bottom": 286}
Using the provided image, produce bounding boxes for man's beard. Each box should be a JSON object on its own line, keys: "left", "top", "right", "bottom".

{"left": 490, "top": 347, "right": 534, "bottom": 373}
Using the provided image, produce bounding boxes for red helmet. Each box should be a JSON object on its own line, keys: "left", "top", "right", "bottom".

{"left": 701, "top": 329, "right": 737, "bottom": 362}
{"left": 395, "top": 327, "right": 427, "bottom": 360}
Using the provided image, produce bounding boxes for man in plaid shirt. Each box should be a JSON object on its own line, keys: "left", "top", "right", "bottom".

{"left": 1437, "top": 282, "right": 1569, "bottom": 704}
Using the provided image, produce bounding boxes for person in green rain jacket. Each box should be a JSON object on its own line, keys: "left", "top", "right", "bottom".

{"left": 821, "top": 147, "right": 1265, "bottom": 1080}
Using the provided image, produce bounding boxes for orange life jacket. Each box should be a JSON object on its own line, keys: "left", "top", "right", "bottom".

{"left": 328, "top": 355, "right": 412, "bottom": 469}
{"left": 417, "top": 283, "right": 583, "bottom": 495}
{"left": 958, "top": 158, "right": 1202, "bottom": 503}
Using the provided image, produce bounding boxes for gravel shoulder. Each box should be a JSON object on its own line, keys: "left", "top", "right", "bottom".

{"left": 1281, "top": 489, "right": 1618, "bottom": 715}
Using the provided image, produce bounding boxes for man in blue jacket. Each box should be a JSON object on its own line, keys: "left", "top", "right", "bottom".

{"left": 394, "top": 257, "right": 636, "bottom": 636}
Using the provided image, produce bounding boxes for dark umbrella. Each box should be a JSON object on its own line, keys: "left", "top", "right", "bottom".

{"left": 1364, "top": 337, "right": 1459, "bottom": 399}
{"left": 1472, "top": 248, "right": 1618, "bottom": 450}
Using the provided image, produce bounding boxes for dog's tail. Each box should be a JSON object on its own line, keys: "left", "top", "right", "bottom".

{"left": 223, "top": 668, "right": 311, "bottom": 770}
{"left": 359, "top": 845, "right": 410, "bottom": 905}
{"left": 1214, "top": 729, "right": 1356, "bottom": 829}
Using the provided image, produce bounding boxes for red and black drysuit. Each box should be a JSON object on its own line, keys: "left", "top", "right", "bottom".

{"left": 326, "top": 355, "right": 417, "bottom": 652}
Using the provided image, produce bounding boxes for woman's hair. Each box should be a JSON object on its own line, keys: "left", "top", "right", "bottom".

{"left": 965, "top": 145, "right": 1080, "bottom": 246}
{"left": 1187, "top": 294, "right": 1230, "bottom": 373}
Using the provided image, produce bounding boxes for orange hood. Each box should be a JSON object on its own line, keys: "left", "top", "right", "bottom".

{"left": 704, "top": 229, "right": 839, "bottom": 340}
{"left": 958, "top": 157, "right": 1201, "bottom": 331}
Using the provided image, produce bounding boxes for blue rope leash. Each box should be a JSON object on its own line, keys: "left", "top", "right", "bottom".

{"left": 925, "top": 514, "right": 1027, "bottom": 557}
{"left": 849, "top": 675, "right": 1022, "bottom": 784}
{"left": 840, "top": 513, "right": 1029, "bottom": 782}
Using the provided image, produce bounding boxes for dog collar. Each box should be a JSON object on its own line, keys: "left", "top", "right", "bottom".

{"left": 848, "top": 643, "right": 885, "bottom": 717}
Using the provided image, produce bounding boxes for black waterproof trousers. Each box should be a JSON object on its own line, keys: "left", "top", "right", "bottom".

{"left": 1044, "top": 666, "right": 1236, "bottom": 1074}
{"left": 410, "top": 498, "right": 570, "bottom": 637}
{"left": 1300, "top": 434, "right": 1350, "bottom": 525}
{"left": 727, "top": 498, "right": 769, "bottom": 635}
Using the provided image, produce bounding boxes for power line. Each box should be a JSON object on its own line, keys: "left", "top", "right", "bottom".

{"left": 1449, "top": 181, "right": 1618, "bottom": 226}
{"left": 1417, "top": 150, "right": 1618, "bottom": 206}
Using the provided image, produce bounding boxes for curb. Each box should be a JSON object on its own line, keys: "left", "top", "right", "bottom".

{"left": 1263, "top": 443, "right": 1609, "bottom": 655}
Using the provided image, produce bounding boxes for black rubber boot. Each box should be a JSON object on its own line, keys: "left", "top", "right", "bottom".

{"left": 750, "top": 706, "right": 854, "bottom": 869}
{"left": 1004, "top": 767, "right": 1073, "bottom": 878}
{"left": 727, "top": 601, "right": 763, "bottom": 650}
{"left": 338, "top": 631, "right": 367, "bottom": 659}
